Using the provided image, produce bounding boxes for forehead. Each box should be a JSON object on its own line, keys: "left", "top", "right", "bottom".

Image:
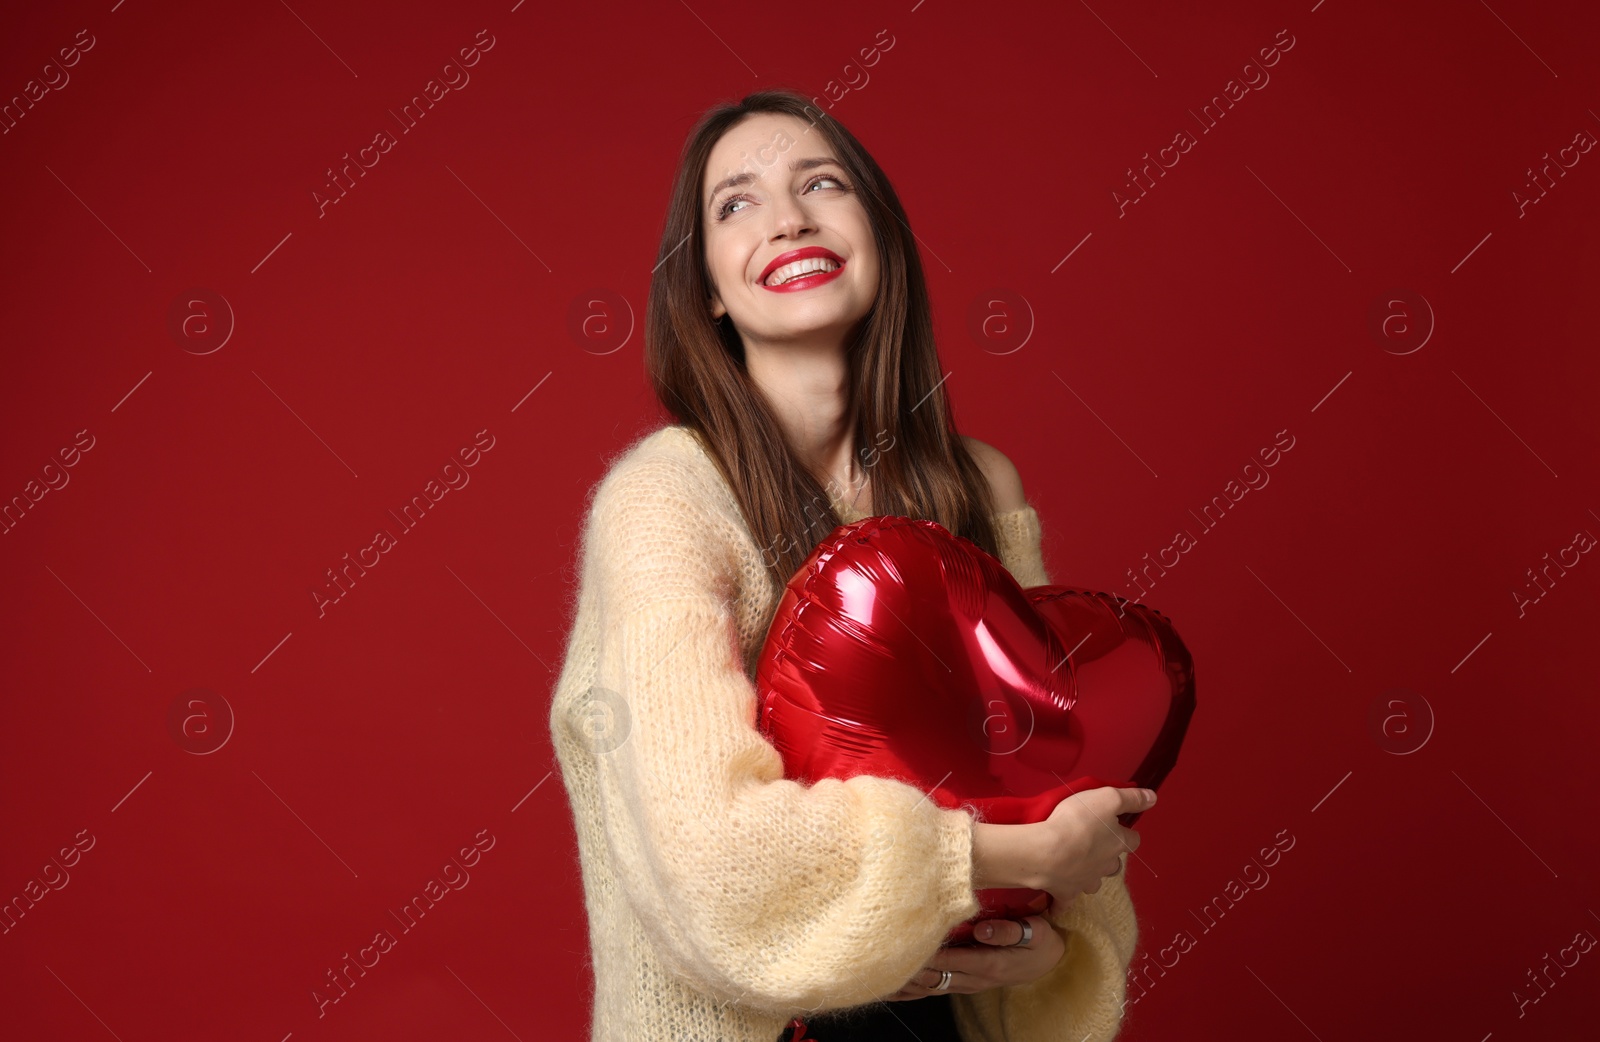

{"left": 702, "top": 113, "right": 818, "bottom": 189}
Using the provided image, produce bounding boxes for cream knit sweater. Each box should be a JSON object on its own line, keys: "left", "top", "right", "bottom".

{"left": 548, "top": 425, "right": 1139, "bottom": 1041}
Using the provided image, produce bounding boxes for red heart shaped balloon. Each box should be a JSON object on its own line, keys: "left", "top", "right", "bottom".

{"left": 755, "top": 515, "right": 1195, "bottom": 945}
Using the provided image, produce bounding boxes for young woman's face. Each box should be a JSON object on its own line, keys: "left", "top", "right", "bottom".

{"left": 701, "top": 113, "right": 880, "bottom": 349}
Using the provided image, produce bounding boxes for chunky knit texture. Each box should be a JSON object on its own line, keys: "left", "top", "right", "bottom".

{"left": 548, "top": 425, "right": 1139, "bottom": 1041}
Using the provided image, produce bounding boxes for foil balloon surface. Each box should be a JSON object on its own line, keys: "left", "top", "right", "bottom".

{"left": 755, "top": 515, "right": 1195, "bottom": 946}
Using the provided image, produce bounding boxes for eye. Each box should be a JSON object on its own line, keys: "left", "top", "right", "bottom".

{"left": 714, "top": 195, "right": 749, "bottom": 220}
{"left": 804, "top": 173, "right": 848, "bottom": 194}
{"left": 713, "top": 172, "right": 851, "bottom": 221}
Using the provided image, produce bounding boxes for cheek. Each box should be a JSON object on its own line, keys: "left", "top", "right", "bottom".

{"left": 704, "top": 241, "right": 740, "bottom": 289}
{"left": 847, "top": 222, "right": 878, "bottom": 282}
{"left": 853, "top": 247, "right": 880, "bottom": 288}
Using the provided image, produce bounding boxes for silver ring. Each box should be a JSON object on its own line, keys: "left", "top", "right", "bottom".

{"left": 1014, "top": 919, "right": 1033, "bottom": 946}
{"left": 933, "top": 969, "right": 952, "bottom": 991}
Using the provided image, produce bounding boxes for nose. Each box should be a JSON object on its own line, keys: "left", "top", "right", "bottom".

{"left": 767, "top": 190, "right": 816, "bottom": 242}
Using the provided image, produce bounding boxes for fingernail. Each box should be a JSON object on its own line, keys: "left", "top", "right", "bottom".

{"left": 1143, "top": 789, "right": 1157, "bottom": 801}
{"left": 979, "top": 922, "right": 995, "bottom": 940}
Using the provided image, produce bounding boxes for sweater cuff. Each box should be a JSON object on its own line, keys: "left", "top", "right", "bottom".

{"left": 935, "top": 806, "right": 982, "bottom": 926}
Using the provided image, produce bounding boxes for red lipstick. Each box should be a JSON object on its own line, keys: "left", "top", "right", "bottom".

{"left": 758, "top": 246, "right": 846, "bottom": 292}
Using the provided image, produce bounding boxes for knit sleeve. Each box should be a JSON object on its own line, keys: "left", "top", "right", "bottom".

{"left": 581, "top": 451, "right": 982, "bottom": 1017}
{"left": 992, "top": 505, "right": 1050, "bottom": 588}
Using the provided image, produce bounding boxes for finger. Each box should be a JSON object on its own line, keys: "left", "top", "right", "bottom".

{"left": 1117, "top": 787, "right": 1158, "bottom": 814}
{"left": 890, "top": 974, "right": 938, "bottom": 1001}
{"left": 1006, "top": 915, "right": 1046, "bottom": 947}
{"left": 1074, "top": 790, "right": 1147, "bottom": 854}
{"left": 926, "top": 944, "right": 1001, "bottom": 974}
{"left": 972, "top": 918, "right": 1025, "bottom": 946}
{"left": 887, "top": 972, "right": 929, "bottom": 999}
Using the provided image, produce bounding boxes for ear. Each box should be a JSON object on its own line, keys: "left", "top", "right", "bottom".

{"left": 708, "top": 292, "right": 726, "bottom": 320}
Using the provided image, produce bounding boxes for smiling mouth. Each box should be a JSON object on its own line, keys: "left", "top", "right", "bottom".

{"left": 761, "top": 258, "right": 845, "bottom": 291}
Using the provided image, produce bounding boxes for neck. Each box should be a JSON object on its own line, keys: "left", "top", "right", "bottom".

{"left": 744, "top": 336, "right": 862, "bottom": 498}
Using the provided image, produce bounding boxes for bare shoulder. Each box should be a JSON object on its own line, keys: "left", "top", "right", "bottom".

{"left": 960, "top": 434, "right": 1028, "bottom": 513}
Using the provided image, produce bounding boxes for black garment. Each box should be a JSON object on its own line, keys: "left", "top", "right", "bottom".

{"left": 780, "top": 994, "right": 962, "bottom": 1041}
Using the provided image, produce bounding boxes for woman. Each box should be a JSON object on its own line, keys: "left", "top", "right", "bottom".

{"left": 548, "top": 88, "right": 1153, "bottom": 1042}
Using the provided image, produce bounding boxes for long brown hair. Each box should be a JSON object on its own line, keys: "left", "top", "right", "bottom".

{"left": 645, "top": 88, "right": 999, "bottom": 588}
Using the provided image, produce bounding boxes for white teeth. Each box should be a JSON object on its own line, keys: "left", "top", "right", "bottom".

{"left": 765, "top": 257, "right": 840, "bottom": 286}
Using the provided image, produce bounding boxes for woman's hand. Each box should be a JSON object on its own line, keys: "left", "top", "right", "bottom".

{"left": 883, "top": 916, "right": 1064, "bottom": 999}
{"left": 1033, "top": 786, "right": 1149, "bottom": 907}
{"left": 971, "top": 787, "right": 1152, "bottom": 907}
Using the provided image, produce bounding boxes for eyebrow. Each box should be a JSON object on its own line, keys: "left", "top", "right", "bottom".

{"left": 706, "top": 156, "right": 843, "bottom": 209}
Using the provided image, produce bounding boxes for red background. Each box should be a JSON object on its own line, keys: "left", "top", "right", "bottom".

{"left": 3, "top": 0, "right": 1597, "bottom": 1038}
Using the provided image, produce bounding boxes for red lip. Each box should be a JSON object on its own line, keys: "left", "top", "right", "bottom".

{"left": 758, "top": 246, "right": 845, "bottom": 287}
